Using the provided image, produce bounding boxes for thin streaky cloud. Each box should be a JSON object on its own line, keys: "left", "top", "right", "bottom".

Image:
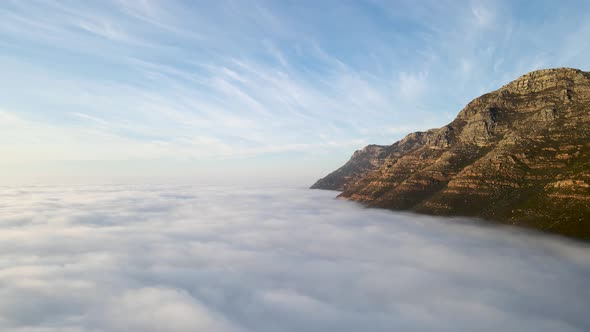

{"left": 0, "top": 0, "right": 589, "bottom": 181}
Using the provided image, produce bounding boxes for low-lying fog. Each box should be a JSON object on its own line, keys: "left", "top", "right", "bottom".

{"left": 1, "top": 185, "right": 589, "bottom": 332}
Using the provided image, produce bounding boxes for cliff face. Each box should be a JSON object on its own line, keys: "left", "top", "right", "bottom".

{"left": 310, "top": 144, "right": 387, "bottom": 191}
{"left": 311, "top": 68, "right": 590, "bottom": 238}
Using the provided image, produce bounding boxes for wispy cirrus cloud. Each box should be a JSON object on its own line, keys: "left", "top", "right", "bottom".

{"left": 1, "top": 0, "right": 589, "bottom": 180}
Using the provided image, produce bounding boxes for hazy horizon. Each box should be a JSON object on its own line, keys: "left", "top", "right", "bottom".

{"left": 2, "top": 0, "right": 590, "bottom": 181}
{"left": 2, "top": 1, "right": 590, "bottom": 331}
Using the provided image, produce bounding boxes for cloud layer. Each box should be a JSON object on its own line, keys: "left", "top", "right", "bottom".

{"left": 1, "top": 184, "right": 589, "bottom": 331}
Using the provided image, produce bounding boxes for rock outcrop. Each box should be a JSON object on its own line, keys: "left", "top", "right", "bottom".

{"left": 311, "top": 68, "right": 590, "bottom": 238}
{"left": 310, "top": 145, "right": 387, "bottom": 191}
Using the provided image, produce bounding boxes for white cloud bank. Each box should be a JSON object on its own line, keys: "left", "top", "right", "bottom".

{"left": 0, "top": 185, "right": 589, "bottom": 332}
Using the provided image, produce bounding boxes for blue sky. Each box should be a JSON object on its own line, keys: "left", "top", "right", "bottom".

{"left": 1, "top": 0, "right": 589, "bottom": 184}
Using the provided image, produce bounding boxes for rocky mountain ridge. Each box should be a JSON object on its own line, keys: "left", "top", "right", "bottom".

{"left": 311, "top": 68, "right": 590, "bottom": 238}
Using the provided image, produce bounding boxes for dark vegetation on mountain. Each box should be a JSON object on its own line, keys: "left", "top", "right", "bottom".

{"left": 311, "top": 68, "right": 590, "bottom": 239}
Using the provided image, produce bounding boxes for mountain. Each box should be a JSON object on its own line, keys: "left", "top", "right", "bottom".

{"left": 311, "top": 68, "right": 590, "bottom": 238}
{"left": 310, "top": 144, "right": 387, "bottom": 191}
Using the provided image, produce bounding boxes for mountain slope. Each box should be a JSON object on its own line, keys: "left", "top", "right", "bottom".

{"left": 310, "top": 144, "right": 387, "bottom": 191}
{"left": 311, "top": 68, "right": 590, "bottom": 238}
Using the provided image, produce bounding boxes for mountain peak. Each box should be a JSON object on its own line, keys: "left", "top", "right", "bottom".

{"left": 501, "top": 67, "right": 589, "bottom": 94}
{"left": 311, "top": 68, "right": 590, "bottom": 238}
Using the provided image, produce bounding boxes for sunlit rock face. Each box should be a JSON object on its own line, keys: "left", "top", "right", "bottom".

{"left": 1, "top": 184, "right": 590, "bottom": 332}
{"left": 310, "top": 144, "right": 387, "bottom": 191}
{"left": 311, "top": 68, "right": 590, "bottom": 238}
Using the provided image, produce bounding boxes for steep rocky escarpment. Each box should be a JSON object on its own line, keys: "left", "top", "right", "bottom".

{"left": 310, "top": 145, "right": 387, "bottom": 191}
{"left": 311, "top": 68, "right": 590, "bottom": 238}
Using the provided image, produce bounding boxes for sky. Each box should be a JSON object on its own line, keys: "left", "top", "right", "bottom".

{"left": 1, "top": 0, "right": 590, "bottom": 184}
{"left": 1, "top": 184, "right": 589, "bottom": 331}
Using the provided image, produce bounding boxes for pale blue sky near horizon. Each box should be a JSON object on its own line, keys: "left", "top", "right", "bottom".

{"left": 1, "top": 0, "right": 589, "bottom": 184}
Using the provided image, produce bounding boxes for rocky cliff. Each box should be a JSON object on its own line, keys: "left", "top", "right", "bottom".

{"left": 311, "top": 68, "right": 590, "bottom": 238}
{"left": 310, "top": 145, "right": 387, "bottom": 191}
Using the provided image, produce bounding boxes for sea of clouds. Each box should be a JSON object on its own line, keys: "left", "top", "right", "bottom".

{"left": 0, "top": 184, "right": 589, "bottom": 332}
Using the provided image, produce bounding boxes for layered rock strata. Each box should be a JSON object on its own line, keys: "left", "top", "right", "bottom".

{"left": 311, "top": 68, "right": 590, "bottom": 238}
